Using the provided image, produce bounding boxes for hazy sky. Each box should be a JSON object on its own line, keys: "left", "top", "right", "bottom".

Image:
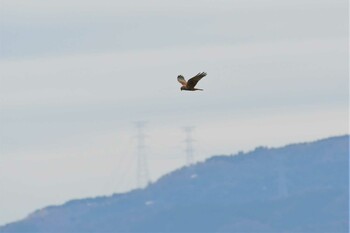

{"left": 0, "top": 0, "right": 348, "bottom": 225}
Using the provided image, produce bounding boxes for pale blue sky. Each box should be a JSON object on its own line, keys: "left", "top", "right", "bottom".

{"left": 0, "top": 0, "right": 348, "bottom": 225}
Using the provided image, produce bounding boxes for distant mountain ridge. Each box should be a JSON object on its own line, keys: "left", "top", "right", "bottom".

{"left": 1, "top": 135, "right": 348, "bottom": 232}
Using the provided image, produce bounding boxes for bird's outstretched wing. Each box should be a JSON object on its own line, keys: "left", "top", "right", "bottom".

{"left": 177, "top": 75, "right": 187, "bottom": 85}
{"left": 187, "top": 72, "right": 206, "bottom": 89}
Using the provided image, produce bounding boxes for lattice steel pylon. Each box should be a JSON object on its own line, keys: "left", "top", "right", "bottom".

{"left": 183, "top": 126, "right": 195, "bottom": 166}
{"left": 277, "top": 155, "right": 288, "bottom": 198}
{"left": 135, "top": 121, "right": 149, "bottom": 189}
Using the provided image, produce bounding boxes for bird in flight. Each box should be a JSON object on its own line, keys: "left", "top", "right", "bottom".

{"left": 177, "top": 72, "right": 207, "bottom": 91}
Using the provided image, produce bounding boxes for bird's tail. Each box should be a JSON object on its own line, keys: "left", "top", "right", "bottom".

{"left": 194, "top": 88, "right": 203, "bottom": 91}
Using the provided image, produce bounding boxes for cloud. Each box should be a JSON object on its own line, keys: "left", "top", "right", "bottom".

{"left": 1, "top": 0, "right": 346, "bottom": 59}
{"left": 0, "top": 37, "right": 347, "bottom": 108}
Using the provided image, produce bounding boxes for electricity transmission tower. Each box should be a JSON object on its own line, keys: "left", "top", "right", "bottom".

{"left": 277, "top": 155, "right": 288, "bottom": 198}
{"left": 183, "top": 126, "right": 195, "bottom": 166}
{"left": 135, "top": 121, "right": 149, "bottom": 189}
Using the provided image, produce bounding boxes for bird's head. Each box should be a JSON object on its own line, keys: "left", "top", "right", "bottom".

{"left": 180, "top": 86, "right": 185, "bottom": 91}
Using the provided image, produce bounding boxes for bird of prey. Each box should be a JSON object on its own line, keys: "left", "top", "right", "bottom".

{"left": 177, "top": 72, "right": 207, "bottom": 91}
